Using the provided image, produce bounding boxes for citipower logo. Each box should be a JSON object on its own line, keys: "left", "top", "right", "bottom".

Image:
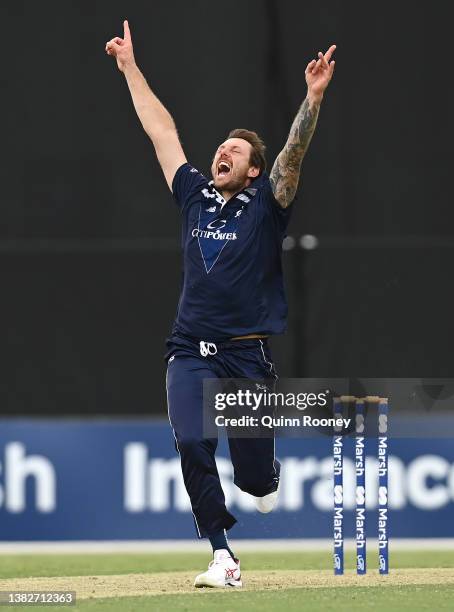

{"left": 191, "top": 225, "right": 237, "bottom": 241}
{"left": 206, "top": 219, "right": 227, "bottom": 230}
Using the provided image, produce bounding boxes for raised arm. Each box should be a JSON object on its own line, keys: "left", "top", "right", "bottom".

{"left": 105, "top": 21, "right": 186, "bottom": 191}
{"left": 270, "top": 45, "right": 336, "bottom": 208}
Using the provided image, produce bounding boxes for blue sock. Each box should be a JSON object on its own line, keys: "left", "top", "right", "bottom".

{"left": 209, "top": 530, "right": 235, "bottom": 559}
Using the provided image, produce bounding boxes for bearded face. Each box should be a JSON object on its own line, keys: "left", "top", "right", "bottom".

{"left": 211, "top": 138, "right": 259, "bottom": 194}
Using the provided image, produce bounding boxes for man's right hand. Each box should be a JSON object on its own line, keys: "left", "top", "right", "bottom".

{"left": 106, "top": 20, "right": 187, "bottom": 191}
{"left": 105, "top": 20, "right": 135, "bottom": 73}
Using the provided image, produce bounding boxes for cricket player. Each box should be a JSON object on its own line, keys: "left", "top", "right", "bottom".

{"left": 106, "top": 20, "right": 335, "bottom": 588}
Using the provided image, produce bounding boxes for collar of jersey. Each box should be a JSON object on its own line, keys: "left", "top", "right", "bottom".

{"left": 208, "top": 172, "right": 265, "bottom": 211}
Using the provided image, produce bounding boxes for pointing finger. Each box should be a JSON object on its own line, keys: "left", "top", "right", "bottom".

{"left": 324, "top": 44, "right": 337, "bottom": 63}
{"left": 123, "top": 19, "right": 132, "bottom": 42}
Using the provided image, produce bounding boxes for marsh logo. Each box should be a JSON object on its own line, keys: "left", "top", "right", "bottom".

{"left": 356, "top": 413, "right": 365, "bottom": 433}
{"left": 124, "top": 445, "right": 454, "bottom": 513}
{"left": 356, "top": 486, "right": 365, "bottom": 505}
{"left": 0, "top": 443, "right": 56, "bottom": 512}
{"left": 378, "top": 413, "right": 388, "bottom": 433}
{"left": 379, "top": 486, "right": 388, "bottom": 505}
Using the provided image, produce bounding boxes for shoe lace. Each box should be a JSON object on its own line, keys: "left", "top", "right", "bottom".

{"left": 208, "top": 557, "right": 235, "bottom": 570}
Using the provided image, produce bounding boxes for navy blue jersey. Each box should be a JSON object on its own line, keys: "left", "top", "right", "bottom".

{"left": 171, "top": 163, "right": 293, "bottom": 341}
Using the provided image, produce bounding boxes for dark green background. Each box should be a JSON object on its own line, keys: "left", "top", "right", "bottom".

{"left": 1, "top": 1, "right": 452, "bottom": 414}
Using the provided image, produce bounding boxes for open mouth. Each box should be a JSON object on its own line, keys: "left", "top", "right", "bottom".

{"left": 217, "top": 161, "right": 231, "bottom": 179}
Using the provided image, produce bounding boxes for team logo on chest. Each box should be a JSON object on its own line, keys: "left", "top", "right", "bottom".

{"left": 192, "top": 203, "right": 243, "bottom": 273}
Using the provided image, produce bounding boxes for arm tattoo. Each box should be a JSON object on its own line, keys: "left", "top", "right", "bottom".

{"left": 269, "top": 97, "right": 320, "bottom": 208}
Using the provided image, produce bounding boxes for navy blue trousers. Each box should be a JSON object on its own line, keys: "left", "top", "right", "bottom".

{"left": 165, "top": 332, "right": 280, "bottom": 537}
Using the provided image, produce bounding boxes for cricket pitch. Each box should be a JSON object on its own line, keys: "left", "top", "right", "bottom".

{"left": 1, "top": 568, "right": 453, "bottom": 600}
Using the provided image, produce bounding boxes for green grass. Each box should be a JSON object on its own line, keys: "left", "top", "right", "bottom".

{"left": 79, "top": 585, "right": 454, "bottom": 612}
{"left": 0, "top": 551, "right": 453, "bottom": 611}
{"left": 0, "top": 550, "right": 453, "bottom": 579}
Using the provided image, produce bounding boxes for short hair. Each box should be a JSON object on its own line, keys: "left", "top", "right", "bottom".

{"left": 227, "top": 128, "right": 267, "bottom": 175}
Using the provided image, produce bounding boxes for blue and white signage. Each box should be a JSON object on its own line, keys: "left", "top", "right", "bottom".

{"left": 0, "top": 420, "right": 453, "bottom": 540}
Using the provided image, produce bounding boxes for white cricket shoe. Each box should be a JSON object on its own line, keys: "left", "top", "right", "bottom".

{"left": 254, "top": 481, "right": 280, "bottom": 513}
{"left": 194, "top": 549, "right": 242, "bottom": 588}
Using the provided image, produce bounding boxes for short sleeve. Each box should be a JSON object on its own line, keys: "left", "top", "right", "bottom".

{"left": 261, "top": 173, "right": 295, "bottom": 234}
{"left": 172, "top": 163, "right": 208, "bottom": 209}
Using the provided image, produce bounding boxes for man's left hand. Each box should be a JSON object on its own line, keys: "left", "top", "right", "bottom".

{"left": 305, "top": 44, "right": 336, "bottom": 103}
